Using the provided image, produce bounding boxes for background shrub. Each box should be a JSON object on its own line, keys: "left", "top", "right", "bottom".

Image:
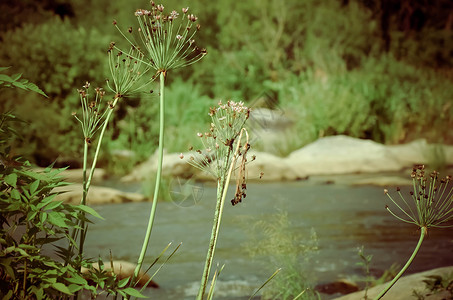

{"left": 0, "top": 0, "right": 451, "bottom": 168}
{"left": 0, "top": 17, "right": 108, "bottom": 166}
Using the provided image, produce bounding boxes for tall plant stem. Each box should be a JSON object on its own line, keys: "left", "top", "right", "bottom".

{"left": 84, "top": 96, "right": 120, "bottom": 195}
{"left": 197, "top": 129, "right": 246, "bottom": 300}
{"left": 78, "top": 98, "right": 119, "bottom": 255}
{"left": 132, "top": 71, "right": 166, "bottom": 283}
{"left": 68, "top": 97, "right": 120, "bottom": 262}
{"left": 374, "top": 226, "right": 427, "bottom": 300}
{"left": 73, "top": 97, "right": 119, "bottom": 300}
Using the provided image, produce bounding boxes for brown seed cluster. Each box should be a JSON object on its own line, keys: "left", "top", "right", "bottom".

{"left": 384, "top": 163, "right": 453, "bottom": 228}
{"left": 185, "top": 101, "right": 255, "bottom": 206}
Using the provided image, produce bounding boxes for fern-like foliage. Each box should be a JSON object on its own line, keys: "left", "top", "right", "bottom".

{"left": 0, "top": 66, "right": 47, "bottom": 97}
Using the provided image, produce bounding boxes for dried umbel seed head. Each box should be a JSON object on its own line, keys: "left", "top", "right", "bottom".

{"left": 122, "top": 3, "right": 206, "bottom": 73}
{"left": 185, "top": 100, "right": 253, "bottom": 181}
{"left": 74, "top": 82, "right": 112, "bottom": 144}
{"left": 385, "top": 167, "right": 453, "bottom": 229}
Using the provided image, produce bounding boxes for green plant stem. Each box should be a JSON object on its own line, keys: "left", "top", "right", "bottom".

{"left": 374, "top": 226, "right": 427, "bottom": 300}
{"left": 73, "top": 97, "right": 120, "bottom": 300}
{"left": 132, "top": 72, "right": 165, "bottom": 283}
{"left": 78, "top": 97, "right": 119, "bottom": 254}
{"left": 197, "top": 130, "right": 245, "bottom": 300}
{"left": 68, "top": 141, "right": 89, "bottom": 260}
{"left": 67, "top": 97, "right": 120, "bottom": 267}
{"left": 85, "top": 96, "right": 120, "bottom": 193}
{"left": 197, "top": 181, "right": 226, "bottom": 300}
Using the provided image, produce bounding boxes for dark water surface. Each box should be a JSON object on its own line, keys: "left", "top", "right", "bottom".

{"left": 84, "top": 176, "right": 453, "bottom": 299}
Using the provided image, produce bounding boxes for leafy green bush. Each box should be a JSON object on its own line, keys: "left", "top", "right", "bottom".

{"left": 0, "top": 17, "right": 107, "bottom": 99}
{"left": 0, "top": 17, "right": 109, "bottom": 166}
{"left": 270, "top": 53, "right": 453, "bottom": 152}
{"left": 0, "top": 112, "right": 144, "bottom": 299}
{"left": 164, "top": 78, "right": 214, "bottom": 153}
{"left": 2, "top": 0, "right": 452, "bottom": 168}
{"left": 0, "top": 73, "right": 144, "bottom": 298}
{"left": 191, "top": 0, "right": 379, "bottom": 100}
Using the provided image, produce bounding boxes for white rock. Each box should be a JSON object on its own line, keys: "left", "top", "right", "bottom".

{"left": 55, "top": 184, "right": 146, "bottom": 204}
{"left": 121, "top": 136, "right": 453, "bottom": 183}
{"left": 121, "top": 150, "right": 194, "bottom": 182}
{"left": 286, "top": 135, "right": 402, "bottom": 175}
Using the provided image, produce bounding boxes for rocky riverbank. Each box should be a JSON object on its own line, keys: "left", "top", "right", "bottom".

{"left": 122, "top": 135, "right": 453, "bottom": 182}
{"left": 55, "top": 136, "right": 453, "bottom": 205}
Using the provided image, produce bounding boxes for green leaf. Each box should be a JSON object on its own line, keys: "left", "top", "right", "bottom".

{"left": 77, "top": 205, "right": 104, "bottom": 219}
{"left": 67, "top": 283, "right": 84, "bottom": 293}
{"left": 47, "top": 211, "right": 68, "bottom": 228}
{"left": 11, "top": 73, "right": 22, "bottom": 81}
{"left": 11, "top": 189, "right": 21, "bottom": 200}
{"left": 0, "top": 74, "right": 12, "bottom": 83}
{"left": 51, "top": 282, "right": 73, "bottom": 295}
{"left": 12, "top": 81, "right": 26, "bottom": 89}
{"left": 27, "top": 210, "right": 38, "bottom": 220}
{"left": 2, "top": 290, "right": 13, "bottom": 300}
{"left": 0, "top": 258, "right": 15, "bottom": 280}
{"left": 6, "top": 201, "right": 21, "bottom": 211}
{"left": 29, "top": 179, "right": 40, "bottom": 195}
{"left": 0, "top": 66, "right": 11, "bottom": 72}
{"left": 40, "top": 211, "right": 47, "bottom": 224}
{"left": 4, "top": 173, "right": 17, "bottom": 187}
{"left": 65, "top": 275, "right": 88, "bottom": 286}
{"left": 23, "top": 81, "right": 48, "bottom": 97}
{"left": 32, "top": 287, "right": 44, "bottom": 300}
{"left": 122, "top": 287, "right": 146, "bottom": 298}
{"left": 36, "top": 194, "right": 56, "bottom": 209}
{"left": 118, "top": 277, "right": 130, "bottom": 288}
{"left": 44, "top": 200, "right": 63, "bottom": 211}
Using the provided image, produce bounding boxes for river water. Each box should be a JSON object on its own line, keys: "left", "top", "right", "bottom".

{"left": 83, "top": 174, "right": 453, "bottom": 299}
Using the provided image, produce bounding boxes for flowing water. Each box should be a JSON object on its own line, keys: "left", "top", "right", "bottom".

{"left": 84, "top": 175, "right": 453, "bottom": 299}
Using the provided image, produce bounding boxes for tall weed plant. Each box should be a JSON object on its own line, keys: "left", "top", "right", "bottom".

{"left": 244, "top": 211, "right": 319, "bottom": 300}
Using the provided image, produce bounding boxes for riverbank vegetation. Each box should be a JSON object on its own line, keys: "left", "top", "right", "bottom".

{"left": 1, "top": 1, "right": 453, "bottom": 299}
{"left": 0, "top": 0, "right": 451, "bottom": 173}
